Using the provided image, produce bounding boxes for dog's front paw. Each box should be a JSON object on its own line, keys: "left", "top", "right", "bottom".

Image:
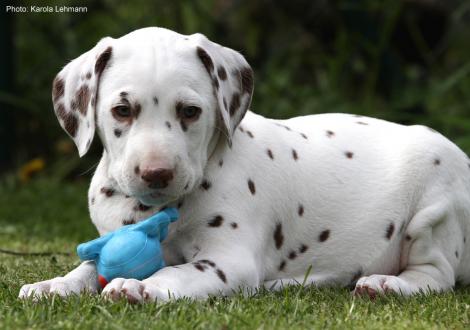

{"left": 101, "top": 278, "right": 167, "bottom": 304}
{"left": 19, "top": 277, "right": 87, "bottom": 300}
{"left": 354, "top": 274, "right": 413, "bottom": 298}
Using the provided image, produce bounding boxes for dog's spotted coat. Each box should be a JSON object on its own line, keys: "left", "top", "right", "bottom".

{"left": 20, "top": 27, "right": 470, "bottom": 302}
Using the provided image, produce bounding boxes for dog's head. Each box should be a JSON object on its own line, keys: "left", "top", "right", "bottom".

{"left": 52, "top": 27, "right": 253, "bottom": 206}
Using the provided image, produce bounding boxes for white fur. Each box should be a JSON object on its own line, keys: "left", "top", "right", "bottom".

{"left": 19, "top": 28, "right": 470, "bottom": 302}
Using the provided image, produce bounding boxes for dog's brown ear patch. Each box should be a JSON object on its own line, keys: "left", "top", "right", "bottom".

{"left": 76, "top": 85, "right": 90, "bottom": 115}
{"left": 52, "top": 77, "right": 65, "bottom": 102}
{"left": 55, "top": 103, "right": 78, "bottom": 137}
{"left": 217, "top": 66, "right": 227, "bottom": 80}
{"left": 196, "top": 47, "right": 214, "bottom": 74}
{"left": 95, "top": 46, "right": 113, "bottom": 75}
{"left": 192, "top": 34, "right": 253, "bottom": 146}
{"left": 240, "top": 67, "right": 254, "bottom": 95}
{"left": 52, "top": 41, "right": 113, "bottom": 157}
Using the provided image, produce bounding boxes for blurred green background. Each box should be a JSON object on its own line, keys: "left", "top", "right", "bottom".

{"left": 1, "top": 0, "right": 470, "bottom": 182}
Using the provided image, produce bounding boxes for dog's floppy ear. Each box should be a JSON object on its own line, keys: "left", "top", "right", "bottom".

{"left": 52, "top": 37, "right": 114, "bottom": 157}
{"left": 191, "top": 34, "right": 254, "bottom": 146}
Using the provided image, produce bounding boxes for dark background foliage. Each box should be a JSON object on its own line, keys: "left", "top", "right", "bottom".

{"left": 1, "top": 0, "right": 469, "bottom": 181}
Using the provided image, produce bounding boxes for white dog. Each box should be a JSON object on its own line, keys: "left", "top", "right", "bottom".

{"left": 19, "top": 27, "right": 469, "bottom": 302}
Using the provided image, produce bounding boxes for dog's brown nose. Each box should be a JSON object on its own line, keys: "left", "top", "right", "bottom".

{"left": 141, "top": 168, "right": 174, "bottom": 189}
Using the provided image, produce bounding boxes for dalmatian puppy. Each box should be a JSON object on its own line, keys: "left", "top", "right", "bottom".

{"left": 19, "top": 27, "right": 469, "bottom": 302}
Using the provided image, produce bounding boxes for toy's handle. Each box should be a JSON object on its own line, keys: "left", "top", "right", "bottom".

{"left": 134, "top": 208, "right": 179, "bottom": 241}
{"left": 77, "top": 232, "right": 113, "bottom": 261}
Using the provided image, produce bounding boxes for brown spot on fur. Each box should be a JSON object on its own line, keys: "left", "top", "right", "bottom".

{"left": 91, "top": 197, "right": 95, "bottom": 205}
{"left": 218, "top": 159, "right": 223, "bottom": 167}
{"left": 248, "top": 179, "right": 256, "bottom": 195}
{"left": 246, "top": 130, "right": 254, "bottom": 138}
{"left": 406, "top": 234, "right": 412, "bottom": 241}
{"left": 52, "top": 76, "right": 65, "bottom": 102}
{"left": 299, "top": 244, "right": 308, "bottom": 253}
{"left": 177, "top": 200, "right": 184, "bottom": 209}
{"left": 274, "top": 223, "right": 284, "bottom": 249}
{"left": 122, "top": 219, "right": 135, "bottom": 225}
{"left": 345, "top": 151, "right": 354, "bottom": 159}
{"left": 385, "top": 223, "right": 395, "bottom": 240}
{"left": 63, "top": 112, "right": 79, "bottom": 137}
{"left": 240, "top": 67, "right": 254, "bottom": 95}
{"left": 217, "top": 66, "right": 227, "bottom": 80}
{"left": 165, "top": 121, "right": 171, "bottom": 130}
{"left": 434, "top": 158, "right": 441, "bottom": 165}
{"left": 76, "top": 85, "right": 90, "bottom": 115}
{"left": 231, "top": 222, "right": 238, "bottom": 229}
{"left": 319, "top": 230, "right": 330, "bottom": 242}
{"left": 455, "top": 251, "right": 459, "bottom": 258}
{"left": 55, "top": 102, "right": 79, "bottom": 137}
{"left": 229, "top": 93, "right": 240, "bottom": 117}
{"left": 238, "top": 126, "right": 245, "bottom": 133}
{"left": 275, "top": 123, "right": 291, "bottom": 131}
{"left": 100, "top": 187, "right": 114, "bottom": 197}
{"left": 114, "top": 129, "right": 122, "bottom": 137}
{"left": 200, "top": 259, "right": 216, "bottom": 267}
{"left": 326, "top": 130, "right": 335, "bottom": 138}
{"left": 86, "top": 72, "right": 92, "bottom": 79}
{"left": 95, "top": 47, "right": 112, "bottom": 75}
{"left": 194, "top": 263, "right": 205, "bottom": 272}
{"left": 300, "top": 133, "right": 308, "bottom": 140}
{"left": 298, "top": 204, "right": 304, "bottom": 216}
{"left": 292, "top": 149, "right": 299, "bottom": 161}
{"left": 356, "top": 121, "right": 368, "bottom": 125}
{"left": 208, "top": 215, "right": 224, "bottom": 227}
{"left": 267, "top": 149, "right": 274, "bottom": 160}
{"left": 196, "top": 47, "right": 214, "bottom": 74}
{"left": 153, "top": 96, "right": 158, "bottom": 105}
{"left": 288, "top": 251, "right": 297, "bottom": 260}
{"left": 200, "top": 179, "right": 211, "bottom": 190}
{"left": 134, "top": 166, "right": 140, "bottom": 175}
{"left": 278, "top": 260, "right": 286, "bottom": 271}
{"left": 216, "top": 268, "right": 227, "bottom": 283}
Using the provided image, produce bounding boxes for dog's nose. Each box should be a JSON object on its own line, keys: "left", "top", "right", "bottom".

{"left": 141, "top": 168, "right": 174, "bottom": 189}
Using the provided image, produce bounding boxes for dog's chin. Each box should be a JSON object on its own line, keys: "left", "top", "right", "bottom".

{"left": 138, "top": 192, "right": 177, "bottom": 207}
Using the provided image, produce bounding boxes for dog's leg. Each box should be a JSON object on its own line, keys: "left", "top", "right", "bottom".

{"left": 19, "top": 261, "right": 99, "bottom": 299}
{"left": 102, "top": 250, "right": 260, "bottom": 303}
{"left": 354, "top": 202, "right": 458, "bottom": 297}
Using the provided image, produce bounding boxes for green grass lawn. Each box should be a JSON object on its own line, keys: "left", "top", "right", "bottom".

{"left": 1, "top": 177, "right": 469, "bottom": 329}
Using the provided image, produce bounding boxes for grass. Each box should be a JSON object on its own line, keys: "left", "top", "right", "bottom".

{"left": 1, "top": 176, "right": 469, "bottom": 329}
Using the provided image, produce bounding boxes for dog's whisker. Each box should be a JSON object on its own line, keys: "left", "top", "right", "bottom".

{"left": 78, "top": 161, "right": 99, "bottom": 176}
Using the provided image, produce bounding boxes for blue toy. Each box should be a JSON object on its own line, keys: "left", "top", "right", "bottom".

{"left": 77, "top": 208, "right": 178, "bottom": 288}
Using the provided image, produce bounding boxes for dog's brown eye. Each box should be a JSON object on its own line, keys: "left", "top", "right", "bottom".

{"left": 112, "top": 105, "right": 131, "bottom": 118}
{"left": 182, "top": 106, "right": 201, "bottom": 119}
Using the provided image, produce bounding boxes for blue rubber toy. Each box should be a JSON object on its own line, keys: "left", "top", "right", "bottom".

{"left": 77, "top": 208, "right": 178, "bottom": 288}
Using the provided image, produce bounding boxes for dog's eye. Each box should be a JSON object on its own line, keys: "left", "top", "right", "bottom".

{"left": 181, "top": 106, "right": 201, "bottom": 119}
{"left": 112, "top": 105, "right": 131, "bottom": 118}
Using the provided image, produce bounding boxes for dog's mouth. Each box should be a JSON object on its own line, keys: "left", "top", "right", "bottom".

{"left": 138, "top": 191, "right": 177, "bottom": 207}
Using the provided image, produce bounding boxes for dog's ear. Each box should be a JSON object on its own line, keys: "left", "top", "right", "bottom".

{"left": 191, "top": 34, "right": 254, "bottom": 146}
{"left": 52, "top": 37, "right": 114, "bottom": 157}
